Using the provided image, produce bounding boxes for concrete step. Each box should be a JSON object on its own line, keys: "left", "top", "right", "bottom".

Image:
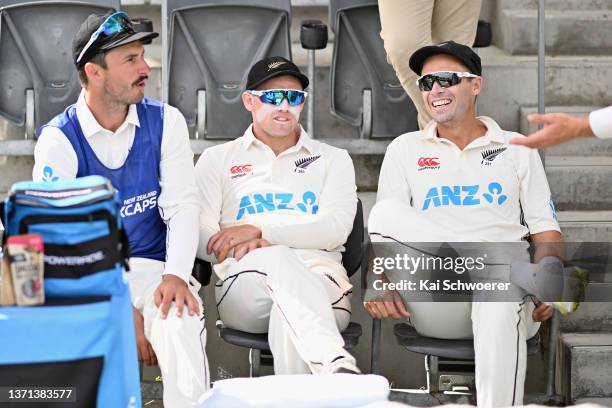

{"left": 557, "top": 333, "right": 612, "bottom": 402}
{"left": 561, "top": 302, "right": 612, "bottom": 333}
{"left": 501, "top": 0, "right": 612, "bottom": 11}
{"left": 557, "top": 211, "right": 612, "bottom": 241}
{"left": 545, "top": 157, "right": 612, "bottom": 211}
{"left": 519, "top": 106, "right": 612, "bottom": 157}
{"left": 498, "top": 9, "right": 612, "bottom": 55}
{"left": 574, "top": 397, "right": 612, "bottom": 406}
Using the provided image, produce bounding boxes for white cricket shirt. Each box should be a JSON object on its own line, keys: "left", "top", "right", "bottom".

{"left": 590, "top": 106, "right": 612, "bottom": 140}
{"left": 377, "top": 116, "right": 561, "bottom": 241}
{"left": 195, "top": 125, "right": 357, "bottom": 291}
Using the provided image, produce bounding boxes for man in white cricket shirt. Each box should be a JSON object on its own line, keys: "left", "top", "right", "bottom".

{"left": 32, "top": 11, "right": 208, "bottom": 407}
{"left": 365, "top": 41, "right": 563, "bottom": 407}
{"left": 195, "top": 57, "right": 360, "bottom": 375}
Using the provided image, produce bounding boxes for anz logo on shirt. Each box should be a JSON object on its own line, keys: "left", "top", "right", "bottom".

{"left": 422, "top": 182, "right": 508, "bottom": 211}
{"left": 236, "top": 191, "right": 319, "bottom": 220}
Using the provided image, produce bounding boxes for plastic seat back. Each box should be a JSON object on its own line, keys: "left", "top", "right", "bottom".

{"left": 163, "top": 0, "right": 292, "bottom": 139}
{"left": 329, "top": 0, "right": 418, "bottom": 139}
{"left": 0, "top": 0, "right": 119, "bottom": 137}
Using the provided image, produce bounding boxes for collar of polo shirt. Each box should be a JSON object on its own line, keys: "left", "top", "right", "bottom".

{"left": 421, "top": 116, "right": 505, "bottom": 145}
{"left": 242, "top": 124, "right": 315, "bottom": 154}
{"left": 75, "top": 90, "right": 140, "bottom": 137}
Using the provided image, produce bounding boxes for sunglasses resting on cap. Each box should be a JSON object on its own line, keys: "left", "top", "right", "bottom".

{"left": 247, "top": 89, "right": 308, "bottom": 107}
{"left": 76, "top": 11, "right": 134, "bottom": 64}
{"left": 416, "top": 71, "right": 479, "bottom": 92}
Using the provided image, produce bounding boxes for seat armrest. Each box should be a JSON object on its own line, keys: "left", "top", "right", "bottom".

{"left": 191, "top": 258, "right": 213, "bottom": 286}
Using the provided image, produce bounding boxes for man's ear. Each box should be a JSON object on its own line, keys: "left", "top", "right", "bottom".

{"left": 472, "top": 76, "right": 483, "bottom": 96}
{"left": 242, "top": 92, "right": 255, "bottom": 112}
{"left": 84, "top": 62, "right": 102, "bottom": 83}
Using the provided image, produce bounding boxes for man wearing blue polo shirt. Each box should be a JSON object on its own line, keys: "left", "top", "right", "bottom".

{"left": 33, "top": 11, "right": 208, "bottom": 407}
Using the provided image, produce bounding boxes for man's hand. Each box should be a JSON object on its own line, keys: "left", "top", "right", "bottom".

{"left": 532, "top": 300, "right": 554, "bottom": 322}
{"left": 233, "top": 238, "right": 271, "bottom": 261}
{"left": 509, "top": 113, "right": 593, "bottom": 149}
{"left": 133, "top": 306, "right": 157, "bottom": 366}
{"left": 154, "top": 274, "right": 200, "bottom": 319}
{"left": 364, "top": 290, "right": 410, "bottom": 320}
{"left": 207, "top": 225, "right": 262, "bottom": 262}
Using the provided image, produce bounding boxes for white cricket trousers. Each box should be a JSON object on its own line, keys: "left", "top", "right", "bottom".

{"left": 214, "top": 245, "right": 355, "bottom": 374}
{"left": 368, "top": 199, "right": 539, "bottom": 408}
{"left": 128, "top": 258, "right": 210, "bottom": 408}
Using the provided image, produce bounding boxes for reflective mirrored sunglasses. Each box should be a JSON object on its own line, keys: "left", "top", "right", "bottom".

{"left": 416, "top": 71, "right": 479, "bottom": 91}
{"left": 77, "top": 11, "right": 133, "bottom": 64}
{"left": 248, "top": 89, "right": 308, "bottom": 106}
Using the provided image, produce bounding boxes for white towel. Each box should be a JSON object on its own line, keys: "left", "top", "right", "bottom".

{"left": 197, "top": 374, "right": 390, "bottom": 408}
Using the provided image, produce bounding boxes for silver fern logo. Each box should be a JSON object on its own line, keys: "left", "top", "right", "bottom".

{"left": 481, "top": 147, "right": 507, "bottom": 166}
{"left": 294, "top": 155, "right": 321, "bottom": 173}
{"left": 268, "top": 61, "right": 287, "bottom": 70}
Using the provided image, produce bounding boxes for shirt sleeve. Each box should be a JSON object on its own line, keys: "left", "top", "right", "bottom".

{"left": 158, "top": 105, "right": 200, "bottom": 283}
{"left": 589, "top": 106, "right": 612, "bottom": 140}
{"left": 517, "top": 147, "right": 561, "bottom": 235}
{"left": 376, "top": 138, "right": 412, "bottom": 204}
{"left": 261, "top": 149, "right": 357, "bottom": 250}
{"left": 194, "top": 147, "right": 223, "bottom": 263}
{"left": 32, "top": 127, "right": 78, "bottom": 182}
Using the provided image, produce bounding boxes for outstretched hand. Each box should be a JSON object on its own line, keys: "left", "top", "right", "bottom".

{"left": 510, "top": 113, "right": 593, "bottom": 149}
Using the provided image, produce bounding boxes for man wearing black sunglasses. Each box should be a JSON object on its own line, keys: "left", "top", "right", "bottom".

{"left": 33, "top": 11, "right": 209, "bottom": 406}
{"left": 365, "top": 42, "right": 563, "bottom": 407}
{"left": 195, "top": 57, "right": 360, "bottom": 376}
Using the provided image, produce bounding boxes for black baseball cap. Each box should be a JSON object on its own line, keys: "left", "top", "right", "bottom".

{"left": 246, "top": 57, "right": 309, "bottom": 90}
{"left": 409, "top": 41, "right": 482, "bottom": 76}
{"left": 73, "top": 11, "right": 158, "bottom": 68}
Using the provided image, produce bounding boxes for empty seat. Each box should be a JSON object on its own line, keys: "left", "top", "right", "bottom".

{"left": 0, "top": 0, "right": 119, "bottom": 138}
{"left": 162, "top": 0, "right": 292, "bottom": 139}
{"left": 329, "top": 0, "right": 418, "bottom": 139}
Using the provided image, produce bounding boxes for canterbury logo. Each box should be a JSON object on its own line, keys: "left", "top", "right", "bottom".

{"left": 481, "top": 147, "right": 507, "bottom": 165}
{"left": 418, "top": 157, "right": 440, "bottom": 167}
{"left": 294, "top": 155, "right": 321, "bottom": 172}
{"left": 230, "top": 164, "right": 252, "bottom": 175}
{"left": 268, "top": 61, "right": 287, "bottom": 70}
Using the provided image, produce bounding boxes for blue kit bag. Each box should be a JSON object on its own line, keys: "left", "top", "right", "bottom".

{"left": 0, "top": 176, "right": 141, "bottom": 408}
